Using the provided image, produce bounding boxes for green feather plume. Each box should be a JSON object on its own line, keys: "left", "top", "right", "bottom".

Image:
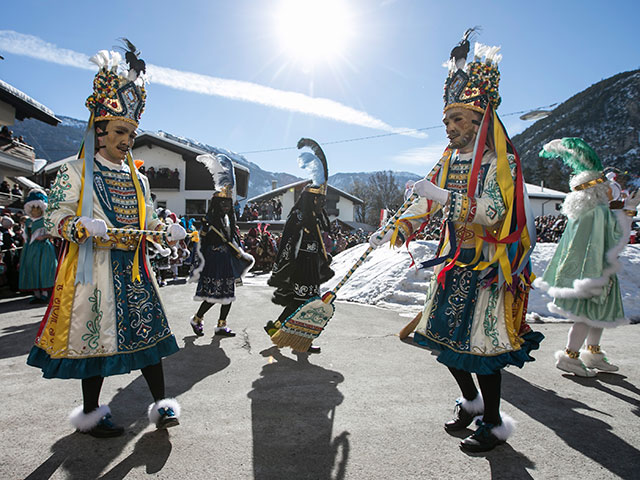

{"left": 539, "top": 137, "right": 603, "bottom": 174}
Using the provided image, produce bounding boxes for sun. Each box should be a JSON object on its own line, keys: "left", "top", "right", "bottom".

{"left": 274, "top": 0, "right": 353, "bottom": 65}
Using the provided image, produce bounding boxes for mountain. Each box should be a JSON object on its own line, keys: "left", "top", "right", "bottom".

{"left": 9, "top": 115, "right": 85, "bottom": 162}
{"left": 9, "top": 115, "right": 421, "bottom": 198}
{"left": 512, "top": 69, "right": 640, "bottom": 192}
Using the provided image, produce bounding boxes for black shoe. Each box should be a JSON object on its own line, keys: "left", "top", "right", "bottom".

{"left": 444, "top": 399, "right": 478, "bottom": 432}
{"left": 190, "top": 317, "right": 204, "bottom": 337}
{"left": 307, "top": 345, "right": 321, "bottom": 354}
{"left": 459, "top": 420, "right": 504, "bottom": 453}
{"left": 156, "top": 407, "right": 180, "bottom": 429}
{"left": 215, "top": 327, "right": 236, "bottom": 337}
{"left": 82, "top": 414, "right": 125, "bottom": 438}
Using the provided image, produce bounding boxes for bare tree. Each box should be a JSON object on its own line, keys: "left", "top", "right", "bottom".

{"left": 348, "top": 171, "right": 404, "bottom": 226}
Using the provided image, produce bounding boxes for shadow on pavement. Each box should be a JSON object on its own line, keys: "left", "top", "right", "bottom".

{"left": 503, "top": 370, "right": 640, "bottom": 480}
{"left": 24, "top": 335, "right": 230, "bottom": 479}
{"left": 0, "top": 296, "right": 49, "bottom": 314}
{"left": 248, "top": 346, "right": 349, "bottom": 480}
{"left": 565, "top": 373, "right": 640, "bottom": 417}
{"left": 0, "top": 320, "right": 40, "bottom": 360}
{"left": 461, "top": 442, "right": 536, "bottom": 479}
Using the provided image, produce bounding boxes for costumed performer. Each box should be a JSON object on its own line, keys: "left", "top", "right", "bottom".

{"left": 370, "top": 29, "right": 543, "bottom": 452}
{"left": 264, "top": 138, "right": 335, "bottom": 354}
{"left": 26, "top": 41, "right": 187, "bottom": 437}
{"left": 534, "top": 138, "right": 640, "bottom": 376}
{"left": 19, "top": 188, "right": 57, "bottom": 303}
{"left": 189, "top": 153, "right": 254, "bottom": 338}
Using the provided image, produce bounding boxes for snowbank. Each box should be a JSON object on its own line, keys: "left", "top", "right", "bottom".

{"left": 246, "top": 240, "right": 640, "bottom": 323}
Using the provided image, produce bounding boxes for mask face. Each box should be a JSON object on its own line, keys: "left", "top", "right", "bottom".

{"left": 30, "top": 206, "right": 43, "bottom": 218}
{"left": 443, "top": 107, "right": 481, "bottom": 153}
{"left": 97, "top": 120, "right": 137, "bottom": 164}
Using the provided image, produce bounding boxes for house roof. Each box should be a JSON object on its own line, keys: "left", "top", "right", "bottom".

{"left": 133, "top": 132, "right": 249, "bottom": 173}
{"left": 525, "top": 183, "right": 567, "bottom": 199}
{"left": 0, "top": 79, "right": 60, "bottom": 126}
{"left": 246, "top": 179, "right": 364, "bottom": 205}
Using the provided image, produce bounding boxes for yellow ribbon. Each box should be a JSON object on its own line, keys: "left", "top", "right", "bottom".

{"left": 126, "top": 151, "right": 147, "bottom": 282}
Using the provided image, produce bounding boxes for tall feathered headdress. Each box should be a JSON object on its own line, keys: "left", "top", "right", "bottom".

{"left": 196, "top": 153, "right": 236, "bottom": 199}
{"left": 297, "top": 138, "right": 328, "bottom": 195}
{"left": 85, "top": 38, "right": 147, "bottom": 127}
{"left": 443, "top": 26, "right": 502, "bottom": 114}
{"left": 540, "top": 138, "right": 605, "bottom": 191}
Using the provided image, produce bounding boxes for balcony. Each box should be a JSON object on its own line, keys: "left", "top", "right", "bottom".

{"left": 141, "top": 167, "right": 180, "bottom": 190}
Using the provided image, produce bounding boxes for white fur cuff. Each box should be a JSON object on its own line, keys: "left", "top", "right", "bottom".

{"left": 69, "top": 405, "right": 110, "bottom": 432}
{"left": 493, "top": 413, "right": 516, "bottom": 441}
{"left": 459, "top": 393, "right": 484, "bottom": 414}
{"left": 148, "top": 398, "right": 181, "bottom": 424}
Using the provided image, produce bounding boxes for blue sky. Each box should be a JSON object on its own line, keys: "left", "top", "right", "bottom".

{"left": 2, "top": 0, "right": 639, "bottom": 177}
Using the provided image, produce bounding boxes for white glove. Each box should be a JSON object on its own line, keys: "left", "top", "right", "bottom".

{"left": 76, "top": 217, "right": 107, "bottom": 239}
{"left": 167, "top": 223, "right": 187, "bottom": 242}
{"left": 412, "top": 178, "right": 449, "bottom": 204}
{"left": 369, "top": 228, "right": 394, "bottom": 248}
{"left": 624, "top": 189, "right": 640, "bottom": 210}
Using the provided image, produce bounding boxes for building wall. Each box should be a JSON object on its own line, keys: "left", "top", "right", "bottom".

{"left": 132, "top": 144, "right": 213, "bottom": 216}
{"left": 334, "top": 195, "right": 355, "bottom": 222}
{"left": 529, "top": 197, "right": 564, "bottom": 217}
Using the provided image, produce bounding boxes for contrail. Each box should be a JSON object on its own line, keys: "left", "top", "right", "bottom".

{"left": 0, "top": 30, "right": 426, "bottom": 138}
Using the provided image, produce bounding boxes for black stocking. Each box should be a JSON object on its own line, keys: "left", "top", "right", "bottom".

{"left": 219, "top": 303, "right": 231, "bottom": 321}
{"left": 196, "top": 301, "right": 215, "bottom": 318}
{"left": 447, "top": 367, "right": 478, "bottom": 401}
{"left": 477, "top": 371, "right": 501, "bottom": 425}
{"left": 141, "top": 361, "right": 165, "bottom": 402}
{"left": 82, "top": 376, "right": 105, "bottom": 414}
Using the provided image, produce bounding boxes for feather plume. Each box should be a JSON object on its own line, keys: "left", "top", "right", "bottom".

{"left": 540, "top": 137, "right": 603, "bottom": 174}
{"left": 297, "top": 138, "right": 328, "bottom": 186}
{"left": 196, "top": 153, "right": 236, "bottom": 193}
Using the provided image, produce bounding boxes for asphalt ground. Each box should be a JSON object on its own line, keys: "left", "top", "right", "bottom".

{"left": 1, "top": 277, "right": 639, "bottom": 479}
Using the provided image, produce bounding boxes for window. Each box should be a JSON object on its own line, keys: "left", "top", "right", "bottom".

{"left": 185, "top": 199, "right": 207, "bottom": 216}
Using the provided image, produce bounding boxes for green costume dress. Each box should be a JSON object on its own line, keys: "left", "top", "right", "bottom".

{"left": 535, "top": 205, "right": 630, "bottom": 327}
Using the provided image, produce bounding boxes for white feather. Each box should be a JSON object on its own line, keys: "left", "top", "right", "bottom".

{"left": 298, "top": 152, "right": 325, "bottom": 185}
{"left": 89, "top": 50, "right": 110, "bottom": 69}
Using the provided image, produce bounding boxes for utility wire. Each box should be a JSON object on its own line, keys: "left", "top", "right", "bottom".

{"left": 238, "top": 104, "right": 555, "bottom": 155}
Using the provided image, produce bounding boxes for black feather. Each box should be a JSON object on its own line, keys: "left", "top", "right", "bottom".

{"left": 450, "top": 26, "right": 481, "bottom": 63}
{"left": 117, "top": 37, "right": 146, "bottom": 77}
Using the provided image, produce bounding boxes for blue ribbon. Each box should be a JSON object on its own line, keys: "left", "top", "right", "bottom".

{"left": 75, "top": 119, "right": 95, "bottom": 285}
{"left": 420, "top": 221, "right": 457, "bottom": 269}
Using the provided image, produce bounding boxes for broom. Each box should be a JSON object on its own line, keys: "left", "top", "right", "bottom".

{"left": 270, "top": 193, "right": 419, "bottom": 352}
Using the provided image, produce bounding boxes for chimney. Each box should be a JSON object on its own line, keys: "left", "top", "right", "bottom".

{"left": 271, "top": 180, "right": 277, "bottom": 190}
{"left": 540, "top": 180, "right": 544, "bottom": 191}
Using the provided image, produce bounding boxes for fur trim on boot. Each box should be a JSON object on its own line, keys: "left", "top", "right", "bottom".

{"left": 581, "top": 350, "right": 619, "bottom": 372}
{"left": 492, "top": 413, "right": 516, "bottom": 441}
{"left": 69, "top": 405, "right": 111, "bottom": 432}
{"left": 147, "top": 398, "right": 181, "bottom": 425}
{"left": 459, "top": 393, "right": 484, "bottom": 415}
{"left": 555, "top": 350, "right": 597, "bottom": 377}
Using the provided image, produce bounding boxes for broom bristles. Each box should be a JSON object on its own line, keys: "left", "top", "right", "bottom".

{"left": 271, "top": 329, "right": 314, "bottom": 352}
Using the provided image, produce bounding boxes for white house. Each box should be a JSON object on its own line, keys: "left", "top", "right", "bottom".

{"left": 245, "top": 180, "right": 364, "bottom": 226}
{"left": 0, "top": 78, "right": 59, "bottom": 191}
{"left": 44, "top": 131, "right": 250, "bottom": 217}
{"left": 525, "top": 183, "right": 567, "bottom": 217}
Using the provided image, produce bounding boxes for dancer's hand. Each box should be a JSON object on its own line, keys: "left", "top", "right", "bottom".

{"left": 167, "top": 223, "right": 187, "bottom": 242}
{"left": 369, "top": 228, "right": 394, "bottom": 248}
{"left": 75, "top": 217, "right": 108, "bottom": 241}
{"left": 412, "top": 178, "right": 449, "bottom": 205}
{"left": 624, "top": 189, "right": 640, "bottom": 210}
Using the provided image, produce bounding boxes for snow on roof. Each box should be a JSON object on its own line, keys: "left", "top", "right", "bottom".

{"left": 525, "top": 183, "right": 567, "bottom": 199}
{"left": 0, "top": 79, "right": 59, "bottom": 125}
{"left": 246, "top": 179, "right": 363, "bottom": 204}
